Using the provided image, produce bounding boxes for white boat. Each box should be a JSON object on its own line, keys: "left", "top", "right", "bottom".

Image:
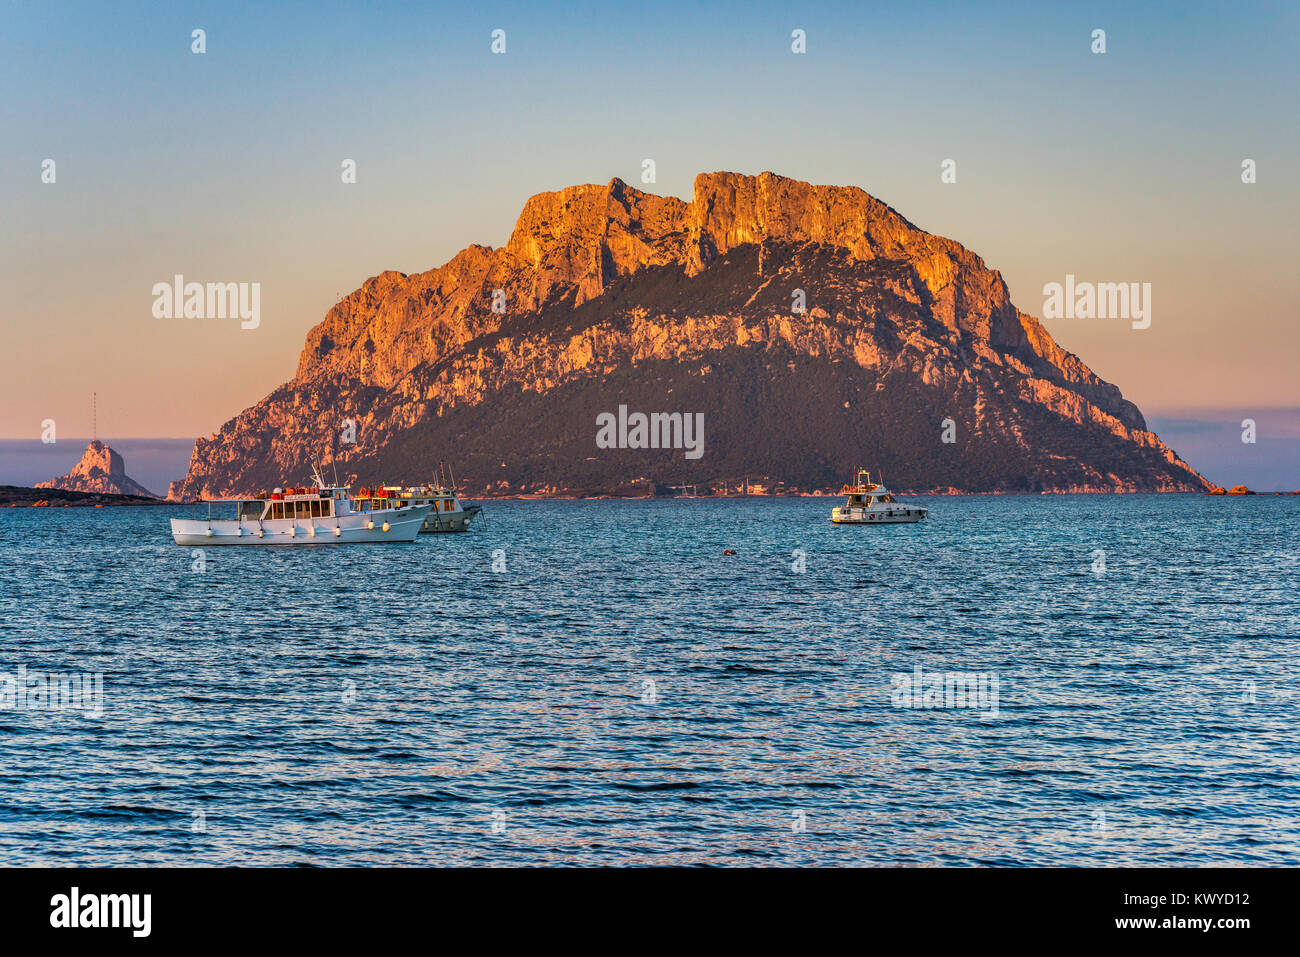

{"left": 352, "top": 464, "right": 482, "bottom": 533}
{"left": 170, "top": 476, "right": 431, "bottom": 546}
{"left": 830, "top": 468, "right": 927, "bottom": 524}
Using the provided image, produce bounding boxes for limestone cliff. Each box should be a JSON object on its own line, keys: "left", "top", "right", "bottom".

{"left": 173, "top": 171, "right": 1207, "bottom": 498}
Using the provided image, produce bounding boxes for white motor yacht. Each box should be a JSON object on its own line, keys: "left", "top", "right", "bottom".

{"left": 830, "top": 468, "right": 927, "bottom": 524}
{"left": 351, "top": 463, "right": 482, "bottom": 533}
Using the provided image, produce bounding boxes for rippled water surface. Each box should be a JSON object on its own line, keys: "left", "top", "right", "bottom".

{"left": 1, "top": 495, "right": 1297, "bottom": 865}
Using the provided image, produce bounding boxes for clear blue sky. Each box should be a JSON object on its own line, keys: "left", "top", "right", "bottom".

{"left": 1, "top": 0, "right": 1296, "bottom": 441}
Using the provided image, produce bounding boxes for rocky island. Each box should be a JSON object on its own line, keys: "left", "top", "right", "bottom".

{"left": 37, "top": 440, "right": 157, "bottom": 498}
{"left": 172, "top": 171, "right": 1209, "bottom": 499}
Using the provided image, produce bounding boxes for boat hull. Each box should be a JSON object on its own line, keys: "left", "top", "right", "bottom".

{"left": 170, "top": 505, "right": 431, "bottom": 545}
{"left": 831, "top": 506, "right": 927, "bottom": 524}
{"left": 419, "top": 505, "right": 481, "bottom": 533}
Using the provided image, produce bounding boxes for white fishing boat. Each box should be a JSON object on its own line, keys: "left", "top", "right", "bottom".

{"left": 170, "top": 469, "right": 431, "bottom": 546}
{"left": 830, "top": 468, "right": 927, "bottom": 524}
{"left": 352, "top": 463, "right": 482, "bottom": 533}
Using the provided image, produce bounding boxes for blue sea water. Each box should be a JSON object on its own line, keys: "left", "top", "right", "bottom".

{"left": 0, "top": 495, "right": 1296, "bottom": 866}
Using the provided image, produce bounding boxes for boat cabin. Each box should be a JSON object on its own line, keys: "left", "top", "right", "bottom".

{"left": 353, "top": 484, "right": 463, "bottom": 514}
{"left": 197, "top": 486, "right": 354, "bottom": 521}
{"left": 840, "top": 469, "right": 897, "bottom": 507}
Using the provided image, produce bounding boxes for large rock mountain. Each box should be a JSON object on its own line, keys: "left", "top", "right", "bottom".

{"left": 172, "top": 171, "right": 1207, "bottom": 499}
{"left": 39, "top": 440, "right": 157, "bottom": 497}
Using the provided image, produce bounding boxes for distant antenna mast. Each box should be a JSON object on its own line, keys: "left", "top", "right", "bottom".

{"left": 92, "top": 392, "right": 97, "bottom": 442}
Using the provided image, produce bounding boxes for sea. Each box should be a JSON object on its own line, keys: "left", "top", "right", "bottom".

{"left": 0, "top": 495, "right": 1296, "bottom": 866}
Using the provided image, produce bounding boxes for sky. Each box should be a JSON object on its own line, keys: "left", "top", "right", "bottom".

{"left": 2, "top": 1, "right": 1297, "bottom": 472}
